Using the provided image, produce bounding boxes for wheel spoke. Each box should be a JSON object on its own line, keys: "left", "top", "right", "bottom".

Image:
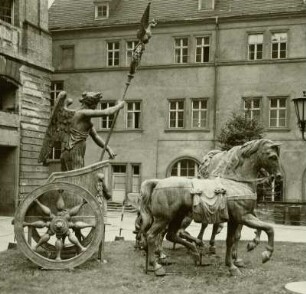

{"left": 55, "top": 237, "right": 63, "bottom": 261}
{"left": 70, "top": 221, "right": 95, "bottom": 230}
{"left": 34, "top": 199, "right": 52, "bottom": 217}
{"left": 23, "top": 220, "right": 49, "bottom": 229}
{"left": 67, "top": 231, "right": 86, "bottom": 252}
{"left": 56, "top": 191, "right": 65, "bottom": 211}
{"left": 34, "top": 231, "right": 52, "bottom": 251}
{"left": 68, "top": 201, "right": 86, "bottom": 217}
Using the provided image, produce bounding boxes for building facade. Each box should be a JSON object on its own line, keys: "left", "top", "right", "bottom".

{"left": 49, "top": 0, "right": 306, "bottom": 204}
{"left": 0, "top": 0, "right": 52, "bottom": 215}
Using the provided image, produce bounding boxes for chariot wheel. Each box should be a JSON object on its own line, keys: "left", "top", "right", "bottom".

{"left": 14, "top": 182, "right": 104, "bottom": 270}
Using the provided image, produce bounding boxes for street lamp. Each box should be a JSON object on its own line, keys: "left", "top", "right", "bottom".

{"left": 292, "top": 92, "right": 306, "bottom": 140}
{"left": 285, "top": 95, "right": 306, "bottom": 293}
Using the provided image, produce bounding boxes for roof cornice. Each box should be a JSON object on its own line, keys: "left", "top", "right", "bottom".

{"left": 49, "top": 10, "right": 306, "bottom": 33}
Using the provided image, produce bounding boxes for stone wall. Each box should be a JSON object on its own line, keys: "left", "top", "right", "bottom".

{"left": 18, "top": 65, "right": 51, "bottom": 201}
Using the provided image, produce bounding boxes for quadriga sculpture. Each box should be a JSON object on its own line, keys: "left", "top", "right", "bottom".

{"left": 139, "top": 139, "right": 281, "bottom": 276}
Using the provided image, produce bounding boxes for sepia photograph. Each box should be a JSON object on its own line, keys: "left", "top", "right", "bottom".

{"left": 0, "top": 0, "right": 306, "bottom": 293}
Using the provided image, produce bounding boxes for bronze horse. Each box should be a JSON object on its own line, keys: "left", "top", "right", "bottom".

{"left": 139, "top": 139, "right": 281, "bottom": 276}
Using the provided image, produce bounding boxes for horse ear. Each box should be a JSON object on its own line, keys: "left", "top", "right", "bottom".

{"left": 270, "top": 143, "right": 281, "bottom": 155}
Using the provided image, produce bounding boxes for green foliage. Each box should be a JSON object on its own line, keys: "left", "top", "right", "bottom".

{"left": 217, "top": 112, "right": 264, "bottom": 151}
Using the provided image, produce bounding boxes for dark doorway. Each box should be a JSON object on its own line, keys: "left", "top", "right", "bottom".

{"left": 0, "top": 146, "right": 17, "bottom": 215}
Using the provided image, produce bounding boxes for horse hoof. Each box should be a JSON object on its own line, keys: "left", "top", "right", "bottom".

{"left": 262, "top": 251, "right": 271, "bottom": 263}
{"left": 234, "top": 259, "right": 245, "bottom": 268}
{"left": 229, "top": 267, "right": 242, "bottom": 276}
{"left": 247, "top": 241, "right": 256, "bottom": 251}
{"left": 155, "top": 266, "right": 166, "bottom": 277}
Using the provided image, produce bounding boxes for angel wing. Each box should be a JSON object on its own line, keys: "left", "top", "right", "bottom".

{"left": 38, "top": 91, "right": 75, "bottom": 164}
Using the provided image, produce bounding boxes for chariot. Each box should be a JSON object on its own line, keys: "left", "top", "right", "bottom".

{"left": 14, "top": 161, "right": 109, "bottom": 270}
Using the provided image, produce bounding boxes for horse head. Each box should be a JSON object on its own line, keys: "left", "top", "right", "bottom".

{"left": 240, "top": 139, "right": 282, "bottom": 180}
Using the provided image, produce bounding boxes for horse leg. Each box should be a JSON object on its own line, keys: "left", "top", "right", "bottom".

{"left": 225, "top": 220, "right": 242, "bottom": 276}
{"left": 231, "top": 224, "right": 245, "bottom": 268}
{"left": 146, "top": 219, "right": 168, "bottom": 276}
{"left": 155, "top": 229, "right": 169, "bottom": 265}
{"left": 197, "top": 222, "right": 207, "bottom": 241}
{"left": 247, "top": 229, "right": 262, "bottom": 251}
{"left": 166, "top": 217, "right": 201, "bottom": 265}
{"left": 208, "top": 223, "right": 218, "bottom": 254}
{"left": 242, "top": 214, "right": 274, "bottom": 263}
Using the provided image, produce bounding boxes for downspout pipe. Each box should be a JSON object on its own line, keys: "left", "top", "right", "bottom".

{"left": 212, "top": 16, "right": 219, "bottom": 148}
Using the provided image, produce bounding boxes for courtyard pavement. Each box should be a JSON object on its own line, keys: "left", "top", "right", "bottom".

{"left": 1, "top": 211, "right": 306, "bottom": 252}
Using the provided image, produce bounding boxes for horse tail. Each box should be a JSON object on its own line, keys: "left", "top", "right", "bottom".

{"left": 139, "top": 179, "right": 159, "bottom": 232}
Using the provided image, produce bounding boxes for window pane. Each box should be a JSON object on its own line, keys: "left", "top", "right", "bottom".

{"left": 270, "top": 109, "right": 277, "bottom": 119}
{"left": 270, "top": 99, "right": 278, "bottom": 108}
{"left": 193, "top": 101, "right": 199, "bottom": 109}
{"left": 279, "top": 99, "right": 286, "bottom": 108}
{"left": 270, "top": 118, "right": 277, "bottom": 127}
{"left": 178, "top": 101, "right": 184, "bottom": 109}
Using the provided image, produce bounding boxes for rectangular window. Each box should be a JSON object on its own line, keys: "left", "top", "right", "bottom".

{"left": 192, "top": 99, "right": 208, "bottom": 128}
{"left": 244, "top": 98, "right": 261, "bottom": 121}
{"left": 112, "top": 165, "right": 126, "bottom": 190}
{"left": 49, "top": 141, "right": 61, "bottom": 160}
{"left": 61, "top": 46, "right": 74, "bottom": 69}
{"left": 126, "top": 101, "right": 141, "bottom": 129}
{"left": 269, "top": 98, "right": 287, "bottom": 128}
{"left": 101, "top": 101, "right": 115, "bottom": 129}
{"left": 126, "top": 40, "right": 138, "bottom": 66}
{"left": 248, "top": 34, "right": 263, "bottom": 60}
{"left": 0, "top": 0, "right": 13, "bottom": 24}
{"left": 107, "top": 41, "right": 120, "bottom": 66}
{"left": 271, "top": 33, "right": 287, "bottom": 59}
{"left": 169, "top": 100, "right": 184, "bottom": 128}
{"left": 195, "top": 37, "right": 210, "bottom": 63}
{"left": 132, "top": 164, "right": 140, "bottom": 193}
{"left": 174, "top": 38, "right": 188, "bottom": 64}
{"left": 50, "top": 81, "right": 64, "bottom": 109}
{"left": 95, "top": 4, "right": 109, "bottom": 19}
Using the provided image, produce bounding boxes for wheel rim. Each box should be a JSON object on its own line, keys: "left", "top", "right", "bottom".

{"left": 14, "top": 182, "right": 104, "bottom": 270}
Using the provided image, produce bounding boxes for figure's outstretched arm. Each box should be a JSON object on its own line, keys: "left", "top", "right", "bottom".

{"left": 89, "top": 127, "right": 116, "bottom": 159}
{"left": 82, "top": 101, "right": 125, "bottom": 118}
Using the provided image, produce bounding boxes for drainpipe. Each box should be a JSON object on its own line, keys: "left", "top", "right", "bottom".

{"left": 212, "top": 16, "right": 220, "bottom": 148}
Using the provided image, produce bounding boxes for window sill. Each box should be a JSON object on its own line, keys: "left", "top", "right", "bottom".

{"left": 98, "top": 129, "right": 143, "bottom": 133}
{"left": 265, "top": 127, "right": 291, "bottom": 132}
{"left": 164, "top": 128, "right": 210, "bottom": 133}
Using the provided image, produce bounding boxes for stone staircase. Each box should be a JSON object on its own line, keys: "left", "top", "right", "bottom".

{"left": 107, "top": 201, "right": 138, "bottom": 213}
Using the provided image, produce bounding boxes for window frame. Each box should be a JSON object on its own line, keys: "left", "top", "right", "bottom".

{"left": 50, "top": 81, "right": 64, "bottom": 109}
{"left": 168, "top": 99, "right": 185, "bottom": 129}
{"left": 174, "top": 37, "right": 189, "bottom": 64}
{"left": 167, "top": 157, "right": 200, "bottom": 178}
{"left": 107, "top": 41, "right": 120, "bottom": 67}
{"left": 271, "top": 32, "right": 288, "bottom": 59}
{"left": 0, "top": 0, "right": 14, "bottom": 25}
{"left": 243, "top": 97, "right": 262, "bottom": 121}
{"left": 268, "top": 97, "right": 288, "bottom": 129}
{"left": 247, "top": 33, "right": 264, "bottom": 61}
{"left": 125, "top": 101, "right": 142, "bottom": 129}
{"left": 100, "top": 100, "right": 116, "bottom": 129}
{"left": 60, "top": 45, "right": 75, "bottom": 70}
{"left": 191, "top": 98, "right": 209, "bottom": 129}
{"left": 94, "top": 3, "right": 109, "bottom": 19}
{"left": 126, "top": 40, "right": 138, "bottom": 66}
{"left": 195, "top": 36, "right": 210, "bottom": 63}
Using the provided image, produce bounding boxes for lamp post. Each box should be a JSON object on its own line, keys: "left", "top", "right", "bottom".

{"left": 292, "top": 92, "right": 306, "bottom": 140}
{"left": 284, "top": 94, "right": 306, "bottom": 294}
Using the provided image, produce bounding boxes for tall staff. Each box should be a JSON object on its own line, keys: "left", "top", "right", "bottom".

{"left": 100, "top": 2, "right": 157, "bottom": 161}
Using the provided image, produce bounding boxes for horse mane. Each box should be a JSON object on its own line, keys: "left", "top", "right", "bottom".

{"left": 201, "top": 139, "right": 276, "bottom": 177}
{"left": 199, "top": 150, "right": 223, "bottom": 178}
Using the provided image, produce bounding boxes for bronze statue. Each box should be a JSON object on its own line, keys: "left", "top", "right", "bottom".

{"left": 139, "top": 139, "right": 281, "bottom": 276}
{"left": 39, "top": 91, "right": 124, "bottom": 170}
